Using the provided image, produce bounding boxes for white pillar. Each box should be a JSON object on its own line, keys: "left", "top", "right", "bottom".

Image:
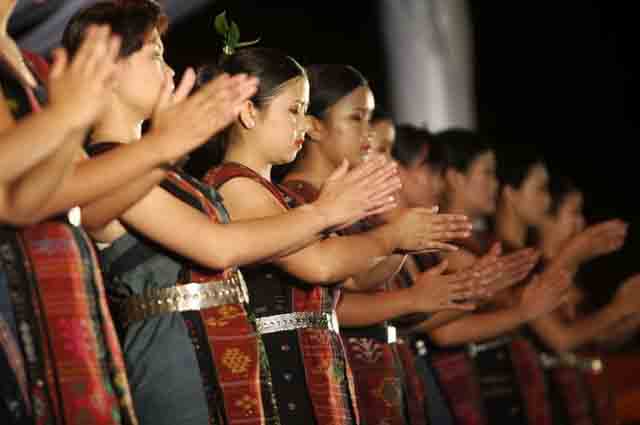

{"left": 380, "top": 0, "right": 475, "bottom": 130}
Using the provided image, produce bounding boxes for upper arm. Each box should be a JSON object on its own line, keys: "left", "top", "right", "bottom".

{"left": 119, "top": 184, "right": 233, "bottom": 269}
{"left": 219, "top": 177, "right": 351, "bottom": 283}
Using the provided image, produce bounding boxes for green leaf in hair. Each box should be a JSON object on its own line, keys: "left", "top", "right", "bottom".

{"left": 214, "top": 10, "right": 261, "bottom": 55}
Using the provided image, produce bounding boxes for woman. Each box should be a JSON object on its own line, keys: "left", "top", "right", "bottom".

{"left": 420, "top": 129, "right": 571, "bottom": 425}
{"left": 512, "top": 172, "right": 639, "bottom": 425}
{"left": 202, "top": 54, "right": 475, "bottom": 425}
{"left": 66, "top": 4, "right": 401, "bottom": 425}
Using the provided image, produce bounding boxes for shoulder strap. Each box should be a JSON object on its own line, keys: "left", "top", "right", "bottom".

{"left": 203, "top": 162, "right": 290, "bottom": 209}
{"left": 282, "top": 179, "right": 320, "bottom": 204}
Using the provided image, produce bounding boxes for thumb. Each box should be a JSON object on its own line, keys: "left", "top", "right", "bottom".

{"left": 49, "top": 48, "right": 68, "bottom": 81}
{"left": 172, "top": 67, "right": 196, "bottom": 104}
{"left": 426, "top": 260, "right": 448, "bottom": 276}
{"left": 327, "top": 159, "right": 349, "bottom": 182}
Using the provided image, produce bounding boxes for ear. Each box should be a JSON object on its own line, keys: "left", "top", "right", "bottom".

{"left": 238, "top": 100, "right": 257, "bottom": 129}
{"left": 307, "top": 115, "right": 328, "bottom": 142}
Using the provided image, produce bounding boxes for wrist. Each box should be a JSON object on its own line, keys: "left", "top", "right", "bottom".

{"left": 47, "top": 103, "right": 88, "bottom": 134}
{"left": 138, "top": 130, "right": 177, "bottom": 168}
{"left": 300, "top": 202, "right": 331, "bottom": 234}
{"left": 371, "top": 223, "right": 399, "bottom": 255}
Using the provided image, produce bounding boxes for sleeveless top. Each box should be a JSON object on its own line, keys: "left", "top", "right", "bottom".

{"left": 0, "top": 53, "right": 137, "bottom": 425}
{"left": 86, "top": 143, "right": 280, "bottom": 425}
{"left": 205, "top": 163, "right": 360, "bottom": 425}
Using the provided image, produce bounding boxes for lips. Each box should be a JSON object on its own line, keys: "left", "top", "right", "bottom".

{"left": 294, "top": 139, "right": 304, "bottom": 147}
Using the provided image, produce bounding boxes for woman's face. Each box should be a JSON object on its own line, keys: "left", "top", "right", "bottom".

{"left": 115, "top": 29, "right": 173, "bottom": 118}
{"left": 319, "top": 85, "right": 375, "bottom": 168}
{"left": 371, "top": 119, "right": 395, "bottom": 159}
{"left": 456, "top": 150, "right": 499, "bottom": 216}
{"left": 511, "top": 164, "right": 551, "bottom": 227}
{"left": 254, "top": 76, "right": 310, "bottom": 165}
{"left": 546, "top": 191, "right": 585, "bottom": 244}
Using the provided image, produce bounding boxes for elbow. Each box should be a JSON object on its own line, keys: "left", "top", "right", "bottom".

{"left": 310, "top": 262, "right": 342, "bottom": 285}
{"left": 211, "top": 250, "right": 238, "bottom": 271}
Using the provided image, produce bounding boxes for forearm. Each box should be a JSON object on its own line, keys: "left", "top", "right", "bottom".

{"left": 337, "top": 288, "right": 418, "bottom": 327}
{"left": 345, "top": 255, "right": 407, "bottom": 291}
{"left": 596, "top": 314, "right": 640, "bottom": 348}
{"left": 2, "top": 130, "right": 81, "bottom": 224}
{"left": 39, "top": 135, "right": 169, "bottom": 218}
{"left": 410, "top": 310, "right": 469, "bottom": 333}
{"left": 81, "top": 168, "right": 168, "bottom": 230}
{"left": 428, "top": 307, "right": 526, "bottom": 347}
{"left": 531, "top": 305, "right": 629, "bottom": 353}
{"left": 0, "top": 107, "right": 76, "bottom": 183}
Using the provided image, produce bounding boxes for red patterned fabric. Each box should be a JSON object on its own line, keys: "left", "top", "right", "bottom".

{"left": 396, "top": 341, "right": 428, "bottom": 425}
{"left": 205, "top": 163, "right": 360, "bottom": 425}
{"left": 509, "top": 338, "right": 553, "bottom": 425}
{"left": 165, "top": 172, "right": 273, "bottom": 425}
{"left": 343, "top": 335, "right": 404, "bottom": 425}
{"left": 551, "top": 367, "right": 596, "bottom": 425}
{"left": 15, "top": 222, "right": 137, "bottom": 425}
{"left": 431, "top": 351, "right": 487, "bottom": 425}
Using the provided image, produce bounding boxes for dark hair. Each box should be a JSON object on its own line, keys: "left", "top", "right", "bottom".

{"left": 392, "top": 124, "right": 434, "bottom": 168}
{"left": 496, "top": 143, "right": 546, "bottom": 190}
{"left": 197, "top": 47, "right": 305, "bottom": 109}
{"left": 548, "top": 176, "right": 580, "bottom": 216}
{"left": 371, "top": 106, "right": 391, "bottom": 124}
{"left": 186, "top": 48, "right": 306, "bottom": 178}
{"left": 432, "top": 128, "right": 493, "bottom": 173}
{"left": 306, "top": 64, "right": 368, "bottom": 118}
{"left": 62, "top": 1, "right": 168, "bottom": 58}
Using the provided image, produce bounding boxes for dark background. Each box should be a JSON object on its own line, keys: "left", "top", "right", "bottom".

{"left": 164, "top": 1, "right": 639, "bottom": 307}
{"left": 11, "top": 1, "right": 638, "bottom": 307}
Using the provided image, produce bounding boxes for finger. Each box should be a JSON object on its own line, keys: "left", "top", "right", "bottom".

{"left": 364, "top": 202, "right": 398, "bottom": 217}
{"left": 446, "top": 301, "right": 477, "bottom": 311}
{"left": 425, "top": 242, "right": 459, "bottom": 252}
{"left": 71, "top": 25, "right": 98, "bottom": 71}
{"left": 345, "top": 155, "right": 387, "bottom": 183}
{"left": 84, "top": 26, "right": 111, "bottom": 76}
{"left": 94, "top": 34, "right": 121, "bottom": 86}
{"left": 49, "top": 48, "right": 68, "bottom": 81}
{"left": 426, "top": 260, "right": 448, "bottom": 276}
{"left": 172, "top": 68, "right": 197, "bottom": 104}
{"left": 192, "top": 72, "right": 231, "bottom": 105}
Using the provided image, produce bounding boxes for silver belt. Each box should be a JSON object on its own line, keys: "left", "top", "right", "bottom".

{"left": 539, "top": 352, "right": 603, "bottom": 374}
{"left": 255, "top": 311, "right": 340, "bottom": 335}
{"left": 467, "top": 335, "right": 513, "bottom": 358}
{"left": 121, "top": 271, "right": 249, "bottom": 326}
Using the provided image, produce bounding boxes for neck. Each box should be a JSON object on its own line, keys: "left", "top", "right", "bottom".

{"left": 538, "top": 222, "right": 560, "bottom": 260}
{"left": 92, "top": 103, "right": 144, "bottom": 145}
{"left": 495, "top": 202, "right": 528, "bottom": 249}
{"left": 286, "top": 141, "right": 337, "bottom": 188}
{"left": 224, "top": 131, "right": 273, "bottom": 180}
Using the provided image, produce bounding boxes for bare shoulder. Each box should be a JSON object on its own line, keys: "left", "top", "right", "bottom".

{"left": 218, "top": 177, "right": 287, "bottom": 221}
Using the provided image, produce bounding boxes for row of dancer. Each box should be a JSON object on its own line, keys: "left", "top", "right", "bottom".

{"left": 2, "top": 1, "right": 639, "bottom": 425}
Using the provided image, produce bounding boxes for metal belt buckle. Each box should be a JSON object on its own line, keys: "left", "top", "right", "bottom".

{"left": 387, "top": 325, "right": 397, "bottom": 344}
